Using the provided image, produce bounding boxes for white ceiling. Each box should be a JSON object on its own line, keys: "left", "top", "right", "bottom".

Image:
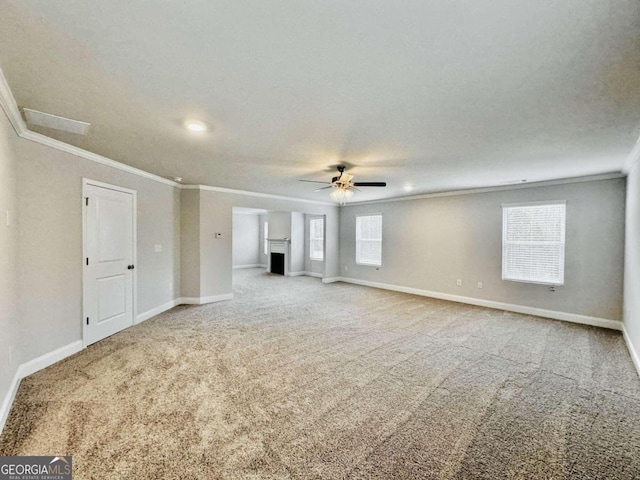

{"left": 1, "top": 0, "right": 639, "bottom": 202}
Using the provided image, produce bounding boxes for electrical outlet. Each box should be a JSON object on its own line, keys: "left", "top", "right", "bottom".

{"left": 477, "top": 282, "right": 483, "bottom": 289}
{"left": 456, "top": 279, "right": 462, "bottom": 287}
{"left": 344, "top": 265, "right": 349, "bottom": 271}
{"left": 154, "top": 244, "right": 162, "bottom": 253}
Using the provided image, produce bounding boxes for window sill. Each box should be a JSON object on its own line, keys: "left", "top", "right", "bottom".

{"left": 503, "top": 278, "right": 564, "bottom": 287}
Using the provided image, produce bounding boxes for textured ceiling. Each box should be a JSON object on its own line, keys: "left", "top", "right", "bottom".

{"left": 1, "top": 0, "right": 639, "bottom": 202}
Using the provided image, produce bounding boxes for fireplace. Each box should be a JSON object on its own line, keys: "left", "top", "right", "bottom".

{"left": 268, "top": 239, "right": 290, "bottom": 275}
{"left": 270, "top": 252, "right": 285, "bottom": 275}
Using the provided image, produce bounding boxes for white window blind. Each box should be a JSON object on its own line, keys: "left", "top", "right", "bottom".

{"left": 356, "top": 214, "right": 382, "bottom": 266}
{"left": 263, "top": 222, "right": 269, "bottom": 255}
{"left": 310, "top": 218, "right": 324, "bottom": 260}
{"left": 502, "top": 201, "right": 566, "bottom": 285}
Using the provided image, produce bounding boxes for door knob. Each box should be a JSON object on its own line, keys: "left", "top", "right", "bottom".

{"left": 127, "top": 265, "right": 135, "bottom": 270}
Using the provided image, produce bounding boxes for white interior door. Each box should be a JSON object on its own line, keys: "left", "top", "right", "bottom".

{"left": 84, "top": 183, "right": 135, "bottom": 345}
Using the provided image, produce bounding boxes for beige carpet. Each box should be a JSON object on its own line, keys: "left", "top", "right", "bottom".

{"left": 1, "top": 268, "right": 639, "bottom": 479}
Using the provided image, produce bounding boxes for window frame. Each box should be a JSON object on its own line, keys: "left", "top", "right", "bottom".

{"left": 309, "top": 217, "right": 324, "bottom": 261}
{"left": 355, "top": 213, "right": 383, "bottom": 267}
{"left": 501, "top": 200, "right": 566, "bottom": 286}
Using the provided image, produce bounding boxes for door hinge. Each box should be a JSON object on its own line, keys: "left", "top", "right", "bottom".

{"left": 86, "top": 257, "right": 89, "bottom": 266}
{"left": 85, "top": 197, "right": 89, "bottom": 206}
{"left": 86, "top": 317, "right": 89, "bottom": 325}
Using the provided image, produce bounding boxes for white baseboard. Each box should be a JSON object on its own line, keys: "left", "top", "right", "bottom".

{"left": 0, "top": 288, "right": 235, "bottom": 435}
{"left": 178, "top": 293, "right": 234, "bottom": 305}
{"left": 335, "top": 277, "right": 622, "bottom": 331}
{"left": 18, "top": 341, "right": 84, "bottom": 378}
{"left": 622, "top": 324, "right": 640, "bottom": 378}
{"left": 136, "top": 299, "right": 179, "bottom": 324}
{"left": 0, "top": 369, "right": 21, "bottom": 435}
{"left": 1, "top": 340, "right": 83, "bottom": 434}
{"left": 304, "top": 271, "right": 323, "bottom": 278}
{"left": 233, "top": 264, "right": 265, "bottom": 270}
{"left": 322, "top": 277, "right": 342, "bottom": 284}
{"left": 288, "top": 271, "right": 323, "bottom": 278}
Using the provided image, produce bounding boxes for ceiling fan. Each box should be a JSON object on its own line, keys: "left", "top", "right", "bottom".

{"left": 300, "top": 166, "right": 387, "bottom": 204}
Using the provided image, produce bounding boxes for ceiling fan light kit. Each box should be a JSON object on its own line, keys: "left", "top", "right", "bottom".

{"left": 329, "top": 187, "right": 354, "bottom": 204}
{"left": 301, "top": 165, "right": 387, "bottom": 205}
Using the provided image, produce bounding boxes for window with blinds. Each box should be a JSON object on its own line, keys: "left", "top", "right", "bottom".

{"left": 502, "top": 201, "right": 566, "bottom": 285}
{"left": 309, "top": 217, "right": 324, "bottom": 260}
{"left": 356, "top": 214, "right": 382, "bottom": 266}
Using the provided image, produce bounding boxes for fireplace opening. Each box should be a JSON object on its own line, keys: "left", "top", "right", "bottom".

{"left": 271, "top": 252, "right": 285, "bottom": 275}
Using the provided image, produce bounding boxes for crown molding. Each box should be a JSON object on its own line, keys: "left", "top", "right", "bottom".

{"left": 0, "top": 65, "right": 338, "bottom": 204}
{"left": 0, "top": 64, "right": 632, "bottom": 206}
{"left": 347, "top": 172, "right": 625, "bottom": 206}
{"left": 21, "top": 130, "right": 181, "bottom": 187}
{"left": 182, "top": 184, "right": 335, "bottom": 206}
{"left": 0, "top": 67, "right": 181, "bottom": 188}
{"left": 623, "top": 134, "right": 640, "bottom": 175}
{"left": 0, "top": 68, "right": 27, "bottom": 136}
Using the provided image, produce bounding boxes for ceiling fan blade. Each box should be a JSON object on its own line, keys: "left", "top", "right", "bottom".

{"left": 313, "top": 186, "right": 334, "bottom": 192}
{"left": 352, "top": 182, "right": 387, "bottom": 187}
{"left": 299, "top": 179, "right": 331, "bottom": 184}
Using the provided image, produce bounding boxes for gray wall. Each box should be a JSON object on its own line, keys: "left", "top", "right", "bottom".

{"left": 324, "top": 209, "right": 340, "bottom": 280}
{"left": 340, "top": 178, "right": 625, "bottom": 320}
{"left": 181, "top": 190, "right": 200, "bottom": 298}
{"left": 232, "top": 213, "right": 260, "bottom": 267}
{"left": 290, "top": 212, "right": 305, "bottom": 274}
{"left": 0, "top": 111, "right": 21, "bottom": 414}
{"left": 624, "top": 162, "right": 640, "bottom": 363}
{"left": 182, "top": 190, "right": 339, "bottom": 300}
{"left": 2, "top": 109, "right": 181, "bottom": 394}
{"left": 267, "top": 211, "right": 292, "bottom": 240}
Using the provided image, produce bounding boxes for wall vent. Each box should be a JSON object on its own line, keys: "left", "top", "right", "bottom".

{"left": 23, "top": 108, "right": 90, "bottom": 135}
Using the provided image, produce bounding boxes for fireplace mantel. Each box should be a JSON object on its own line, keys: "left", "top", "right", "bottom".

{"left": 267, "top": 239, "right": 290, "bottom": 275}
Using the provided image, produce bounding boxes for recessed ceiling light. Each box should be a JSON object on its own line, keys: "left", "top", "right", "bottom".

{"left": 185, "top": 121, "right": 207, "bottom": 132}
{"left": 403, "top": 185, "right": 414, "bottom": 191}
{"left": 173, "top": 177, "right": 183, "bottom": 182}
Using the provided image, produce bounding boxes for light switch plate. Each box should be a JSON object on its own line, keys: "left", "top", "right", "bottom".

{"left": 154, "top": 244, "right": 162, "bottom": 253}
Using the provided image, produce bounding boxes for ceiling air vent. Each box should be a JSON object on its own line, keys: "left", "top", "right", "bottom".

{"left": 23, "top": 108, "right": 91, "bottom": 135}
